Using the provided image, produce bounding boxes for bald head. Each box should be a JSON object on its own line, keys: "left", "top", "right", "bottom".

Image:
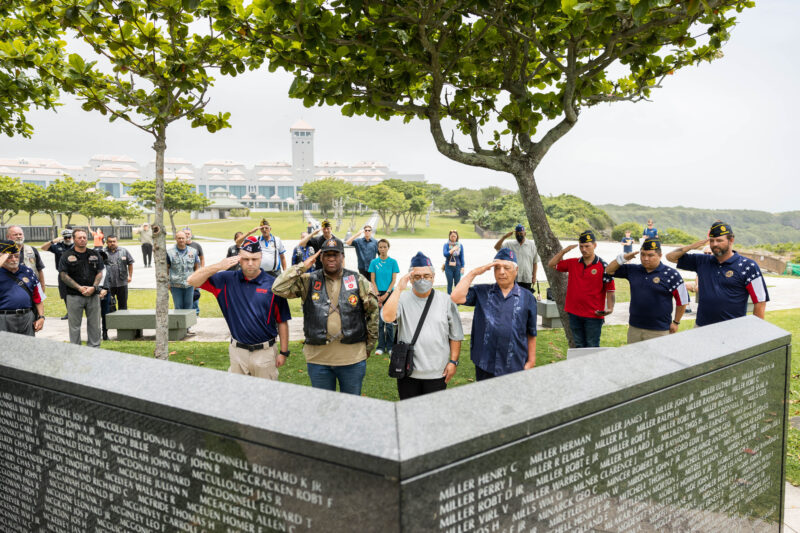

{"left": 6, "top": 226, "right": 23, "bottom": 245}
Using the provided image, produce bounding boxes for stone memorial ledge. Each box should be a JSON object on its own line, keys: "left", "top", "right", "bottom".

{"left": 0, "top": 315, "right": 792, "bottom": 532}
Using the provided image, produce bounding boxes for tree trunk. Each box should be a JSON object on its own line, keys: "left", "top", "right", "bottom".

{"left": 153, "top": 131, "right": 170, "bottom": 360}
{"left": 514, "top": 164, "right": 575, "bottom": 348}
{"left": 28, "top": 213, "right": 33, "bottom": 225}
{"left": 168, "top": 211, "right": 177, "bottom": 237}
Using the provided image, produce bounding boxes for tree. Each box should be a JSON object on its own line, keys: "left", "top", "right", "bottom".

{"left": 128, "top": 179, "right": 210, "bottom": 236}
{"left": 254, "top": 0, "right": 750, "bottom": 345}
{"left": 359, "top": 184, "right": 407, "bottom": 233}
{"left": 47, "top": 0, "right": 247, "bottom": 360}
{"left": 0, "top": 176, "right": 25, "bottom": 224}
{"left": 42, "top": 176, "right": 100, "bottom": 225}
{"left": 442, "top": 188, "right": 483, "bottom": 220}
{"left": 0, "top": 0, "right": 63, "bottom": 137}
{"left": 384, "top": 179, "right": 430, "bottom": 233}
{"left": 20, "top": 182, "right": 48, "bottom": 227}
{"left": 300, "top": 178, "right": 352, "bottom": 217}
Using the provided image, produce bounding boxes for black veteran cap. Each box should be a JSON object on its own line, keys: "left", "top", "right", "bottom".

{"left": 642, "top": 238, "right": 661, "bottom": 251}
{"left": 320, "top": 237, "right": 344, "bottom": 253}
{"left": 0, "top": 240, "right": 20, "bottom": 254}
{"left": 579, "top": 230, "right": 595, "bottom": 243}
{"left": 240, "top": 236, "right": 260, "bottom": 253}
{"left": 709, "top": 221, "right": 732, "bottom": 238}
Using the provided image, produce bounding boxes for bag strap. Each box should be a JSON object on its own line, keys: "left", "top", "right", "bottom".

{"left": 2, "top": 268, "right": 35, "bottom": 308}
{"left": 410, "top": 291, "right": 435, "bottom": 346}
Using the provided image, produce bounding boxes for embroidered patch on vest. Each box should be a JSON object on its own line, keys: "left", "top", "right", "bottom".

{"left": 314, "top": 281, "right": 322, "bottom": 290}
{"left": 311, "top": 292, "right": 320, "bottom": 301}
{"left": 348, "top": 294, "right": 358, "bottom": 307}
{"left": 344, "top": 275, "right": 357, "bottom": 291}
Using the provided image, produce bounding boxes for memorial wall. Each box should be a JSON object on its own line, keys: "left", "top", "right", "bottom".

{"left": 0, "top": 316, "right": 791, "bottom": 532}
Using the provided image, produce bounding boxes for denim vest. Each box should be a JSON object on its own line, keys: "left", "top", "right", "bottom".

{"left": 167, "top": 246, "right": 197, "bottom": 288}
{"left": 302, "top": 269, "right": 366, "bottom": 345}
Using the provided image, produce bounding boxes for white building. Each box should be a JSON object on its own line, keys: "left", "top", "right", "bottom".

{"left": 1, "top": 120, "right": 425, "bottom": 210}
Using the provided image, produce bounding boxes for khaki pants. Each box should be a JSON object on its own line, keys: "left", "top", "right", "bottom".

{"left": 627, "top": 325, "right": 669, "bottom": 344}
{"left": 228, "top": 340, "right": 279, "bottom": 380}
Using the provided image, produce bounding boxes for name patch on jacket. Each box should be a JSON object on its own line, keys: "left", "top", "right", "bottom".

{"left": 344, "top": 275, "right": 357, "bottom": 291}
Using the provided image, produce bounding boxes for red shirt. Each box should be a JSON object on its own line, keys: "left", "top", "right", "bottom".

{"left": 556, "top": 257, "right": 615, "bottom": 318}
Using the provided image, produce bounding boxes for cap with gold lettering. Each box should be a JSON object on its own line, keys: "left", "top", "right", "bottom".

{"left": 709, "top": 221, "right": 732, "bottom": 238}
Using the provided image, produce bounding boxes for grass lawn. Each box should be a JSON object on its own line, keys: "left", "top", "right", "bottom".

{"left": 8, "top": 210, "right": 481, "bottom": 241}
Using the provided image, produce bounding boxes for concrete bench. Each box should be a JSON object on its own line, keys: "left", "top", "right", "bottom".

{"left": 106, "top": 310, "right": 197, "bottom": 341}
{"left": 537, "top": 299, "right": 563, "bottom": 328}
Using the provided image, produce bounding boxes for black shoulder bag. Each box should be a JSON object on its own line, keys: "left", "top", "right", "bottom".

{"left": 389, "top": 291, "right": 435, "bottom": 379}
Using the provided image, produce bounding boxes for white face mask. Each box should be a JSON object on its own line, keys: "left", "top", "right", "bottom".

{"left": 412, "top": 279, "right": 433, "bottom": 293}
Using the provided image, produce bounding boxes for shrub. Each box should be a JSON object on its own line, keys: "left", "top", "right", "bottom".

{"left": 612, "top": 222, "right": 643, "bottom": 242}
{"left": 661, "top": 227, "right": 698, "bottom": 245}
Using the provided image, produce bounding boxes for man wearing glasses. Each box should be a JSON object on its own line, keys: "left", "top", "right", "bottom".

{"left": 451, "top": 248, "right": 538, "bottom": 381}
{"left": 346, "top": 224, "right": 378, "bottom": 280}
{"left": 42, "top": 229, "right": 74, "bottom": 319}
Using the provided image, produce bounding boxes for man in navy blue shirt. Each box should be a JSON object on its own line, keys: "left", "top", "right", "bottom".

{"left": 0, "top": 240, "right": 46, "bottom": 336}
{"left": 451, "top": 248, "right": 537, "bottom": 381}
{"left": 346, "top": 224, "right": 378, "bottom": 280}
{"left": 607, "top": 238, "right": 689, "bottom": 343}
{"left": 189, "top": 236, "right": 291, "bottom": 380}
{"left": 666, "top": 221, "right": 769, "bottom": 326}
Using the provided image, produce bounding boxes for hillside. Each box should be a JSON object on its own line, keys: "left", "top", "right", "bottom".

{"left": 598, "top": 204, "right": 800, "bottom": 246}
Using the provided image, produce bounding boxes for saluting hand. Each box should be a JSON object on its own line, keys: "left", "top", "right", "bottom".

{"left": 624, "top": 250, "right": 639, "bottom": 261}
{"left": 395, "top": 273, "right": 411, "bottom": 292}
{"left": 0, "top": 253, "right": 8, "bottom": 268}
{"left": 471, "top": 261, "right": 498, "bottom": 276}
{"left": 689, "top": 239, "right": 709, "bottom": 250}
{"left": 220, "top": 256, "right": 240, "bottom": 270}
{"left": 303, "top": 250, "right": 321, "bottom": 270}
{"left": 562, "top": 244, "right": 578, "bottom": 253}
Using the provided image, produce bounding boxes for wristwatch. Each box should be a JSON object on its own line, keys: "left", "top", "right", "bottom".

{"left": 448, "top": 359, "right": 459, "bottom": 367}
{"left": 672, "top": 320, "right": 680, "bottom": 325}
{"left": 279, "top": 350, "right": 290, "bottom": 357}
{"left": 35, "top": 315, "right": 45, "bottom": 321}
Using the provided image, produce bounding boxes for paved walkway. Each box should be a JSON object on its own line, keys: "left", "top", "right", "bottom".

{"left": 787, "top": 483, "right": 800, "bottom": 532}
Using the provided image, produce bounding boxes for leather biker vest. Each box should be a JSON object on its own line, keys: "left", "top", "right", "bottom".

{"left": 303, "top": 269, "right": 366, "bottom": 345}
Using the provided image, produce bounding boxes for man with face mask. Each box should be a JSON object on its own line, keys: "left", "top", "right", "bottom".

{"left": 607, "top": 238, "right": 689, "bottom": 343}
{"left": 188, "top": 237, "right": 292, "bottom": 380}
{"left": 6, "top": 225, "right": 45, "bottom": 291}
{"left": 494, "top": 223, "right": 540, "bottom": 295}
{"left": 0, "top": 240, "right": 46, "bottom": 335}
{"left": 451, "top": 248, "right": 538, "bottom": 381}
{"left": 666, "top": 221, "right": 768, "bottom": 326}
{"left": 272, "top": 237, "right": 378, "bottom": 395}
{"left": 382, "top": 252, "right": 464, "bottom": 399}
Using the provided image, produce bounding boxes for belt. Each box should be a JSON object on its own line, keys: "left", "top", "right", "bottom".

{"left": 0, "top": 308, "right": 32, "bottom": 315}
{"left": 232, "top": 338, "right": 275, "bottom": 352}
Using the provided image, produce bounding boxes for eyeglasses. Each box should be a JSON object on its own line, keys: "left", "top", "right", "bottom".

{"left": 364, "top": 229, "right": 372, "bottom": 232}
{"left": 410, "top": 275, "right": 433, "bottom": 282}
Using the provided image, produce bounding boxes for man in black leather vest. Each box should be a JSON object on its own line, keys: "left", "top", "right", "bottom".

{"left": 272, "top": 237, "right": 378, "bottom": 395}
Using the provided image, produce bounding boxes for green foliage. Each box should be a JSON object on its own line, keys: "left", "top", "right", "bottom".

{"left": 600, "top": 204, "right": 800, "bottom": 246}
{"left": 128, "top": 179, "right": 210, "bottom": 234}
{"left": 473, "top": 193, "right": 613, "bottom": 237}
{"left": 759, "top": 242, "right": 800, "bottom": 263}
{"left": 358, "top": 184, "right": 407, "bottom": 233}
{"left": 661, "top": 227, "right": 699, "bottom": 245}
{"left": 299, "top": 178, "right": 352, "bottom": 217}
{"left": 229, "top": 208, "right": 250, "bottom": 217}
{"left": 612, "top": 222, "right": 643, "bottom": 242}
{"left": 382, "top": 179, "right": 431, "bottom": 232}
{"left": 442, "top": 188, "right": 484, "bottom": 220}
{"left": 0, "top": 0, "right": 64, "bottom": 137}
{"left": 0, "top": 176, "right": 25, "bottom": 224}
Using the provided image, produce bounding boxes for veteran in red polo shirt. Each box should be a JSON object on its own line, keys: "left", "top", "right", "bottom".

{"left": 188, "top": 236, "right": 291, "bottom": 380}
{"left": 548, "top": 230, "right": 615, "bottom": 347}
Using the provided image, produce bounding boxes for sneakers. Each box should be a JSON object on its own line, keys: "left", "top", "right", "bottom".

{"left": 375, "top": 349, "right": 384, "bottom": 355}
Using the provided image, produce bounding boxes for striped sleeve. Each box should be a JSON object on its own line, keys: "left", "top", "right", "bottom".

{"left": 32, "top": 280, "right": 46, "bottom": 304}
{"left": 743, "top": 260, "right": 769, "bottom": 303}
{"left": 666, "top": 268, "right": 689, "bottom": 306}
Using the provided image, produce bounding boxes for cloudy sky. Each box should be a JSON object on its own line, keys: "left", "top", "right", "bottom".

{"left": 3, "top": 1, "right": 798, "bottom": 212}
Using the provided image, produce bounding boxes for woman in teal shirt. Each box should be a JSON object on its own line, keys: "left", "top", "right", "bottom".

{"left": 368, "top": 239, "right": 400, "bottom": 355}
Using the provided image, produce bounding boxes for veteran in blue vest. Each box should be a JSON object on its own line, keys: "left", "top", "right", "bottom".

{"left": 272, "top": 237, "right": 379, "bottom": 395}
{"left": 189, "top": 237, "right": 292, "bottom": 380}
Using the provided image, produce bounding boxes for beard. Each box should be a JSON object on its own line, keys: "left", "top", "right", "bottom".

{"left": 515, "top": 233, "right": 524, "bottom": 243}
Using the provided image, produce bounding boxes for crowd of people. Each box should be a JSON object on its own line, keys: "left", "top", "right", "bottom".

{"left": 0, "top": 217, "right": 770, "bottom": 399}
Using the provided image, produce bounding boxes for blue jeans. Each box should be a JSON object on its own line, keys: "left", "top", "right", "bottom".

{"left": 568, "top": 313, "right": 604, "bottom": 348}
{"left": 192, "top": 289, "right": 200, "bottom": 316}
{"left": 170, "top": 286, "right": 194, "bottom": 310}
{"left": 444, "top": 265, "right": 462, "bottom": 294}
{"left": 306, "top": 360, "right": 367, "bottom": 395}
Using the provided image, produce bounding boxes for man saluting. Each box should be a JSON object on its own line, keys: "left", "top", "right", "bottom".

{"left": 666, "top": 221, "right": 768, "bottom": 326}
{"left": 188, "top": 237, "right": 291, "bottom": 380}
